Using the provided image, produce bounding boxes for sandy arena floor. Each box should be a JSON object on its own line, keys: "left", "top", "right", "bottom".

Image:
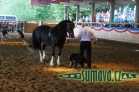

{"left": 0, "top": 33, "right": 139, "bottom": 92}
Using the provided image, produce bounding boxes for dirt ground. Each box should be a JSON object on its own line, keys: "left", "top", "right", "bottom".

{"left": 0, "top": 33, "right": 139, "bottom": 92}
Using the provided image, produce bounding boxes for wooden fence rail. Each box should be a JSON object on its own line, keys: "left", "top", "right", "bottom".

{"left": 24, "top": 21, "right": 56, "bottom": 33}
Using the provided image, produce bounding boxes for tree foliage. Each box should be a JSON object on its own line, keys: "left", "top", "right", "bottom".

{"left": 0, "top": 0, "right": 136, "bottom": 21}
{"left": 35, "top": 4, "right": 64, "bottom": 21}
{"left": 0, "top": 0, "right": 64, "bottom": 21}
{"left": 0, "top": 0, "right": 37, "bottom": 20}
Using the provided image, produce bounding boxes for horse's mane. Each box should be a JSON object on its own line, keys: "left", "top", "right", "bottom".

{"left": 51, "top": 20, "right": 71, "bottom": 37}
{"left": 55, "top": 20, "right": 71, "bottom": 27}
{"left": 48, "top": 20, "right": 72, "bottom": 43}
{"left": 54, "top": 20, "right": 71, "bottom": 30}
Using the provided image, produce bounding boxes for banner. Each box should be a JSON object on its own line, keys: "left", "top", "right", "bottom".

{"left": 60, "top": 0, "right": 70, "bottom": 2}
{"left": 31, "top": 0, "right": 70, "bottom": 6}
{"left": 127, "top": 28, "right": 139, "bottom": 34}
{"left": 103, "top": 26, "right": 113, "bottom": 32}
{"left": 31, "top": 0, "right": 43, "bottom": 6}
{"left": 113, "top": 27, "right": 127, "bottom": 33}
{"left": 75, "top": 26, "right": 139, "bottom": 34}
{"left": 49, "top": 0, "right": 60, "bottom": 4}
{"left": 92, "top": 26, "right": 102, "bottom": 31}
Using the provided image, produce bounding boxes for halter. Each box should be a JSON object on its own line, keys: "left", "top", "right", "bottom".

{"left": 66, "top": 22, "right": 74, "bottom": 38}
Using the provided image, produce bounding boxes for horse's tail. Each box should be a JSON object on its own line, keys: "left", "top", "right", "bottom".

{"left": 27, "top": 29, "right": 40, "bottom": 52}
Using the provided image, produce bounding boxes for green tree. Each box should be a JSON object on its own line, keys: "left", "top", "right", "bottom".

{"left": 0, "top": 0, "right": 136, "bottom": 21}
{"left": 36, "top": 4, "right": 64, "bottom": 21}
{"left": 0, "top": 0, "right": 65, "bottom": 21}
{"left": 0, "top": 0, "right": 37, "bottom": 20}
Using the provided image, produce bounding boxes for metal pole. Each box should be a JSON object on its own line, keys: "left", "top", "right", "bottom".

{"left": 76, "top": 5, "right": 80, "bottom": 25}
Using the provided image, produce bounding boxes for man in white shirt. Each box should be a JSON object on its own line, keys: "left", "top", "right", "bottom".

{"left": 77, "top": 22, "right": 97, "bottom": 69}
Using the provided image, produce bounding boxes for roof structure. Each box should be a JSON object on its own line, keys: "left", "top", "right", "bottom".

{"left": 60, "top": 0, "right": 136, "bottom": 7}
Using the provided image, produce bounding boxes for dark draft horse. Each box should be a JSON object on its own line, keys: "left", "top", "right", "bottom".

{"left": 28, "top": 20, "right": 75, "bottom": 66}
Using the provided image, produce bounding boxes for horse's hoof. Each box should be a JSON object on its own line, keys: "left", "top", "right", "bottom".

{"left": 50, "top": 63, "right": 54, "bottom": 66}
{"left": 57, "top": 65, "right": 61, "bottom": 67}
{"left": 57, "top": 63, "right": 61, "bottom": 66}
{"left": 40, "top": 61, "right": 43, "bottom": 63}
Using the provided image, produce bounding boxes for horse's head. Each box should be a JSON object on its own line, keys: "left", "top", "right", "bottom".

{"left": 66, "top": 21, "right": 75, "bottom": 38}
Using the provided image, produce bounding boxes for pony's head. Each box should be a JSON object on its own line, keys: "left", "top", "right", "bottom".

{"left": 66, "top": 20, "right": 75, "bottom": 38}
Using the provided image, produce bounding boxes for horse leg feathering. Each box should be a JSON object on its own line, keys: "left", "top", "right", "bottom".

{"left": 50, "top": 44, "right": 55, "bottom": 66}
{"left": 42, "top": 50, "right": 46, "bottom": 60}
{"left": 50, "top": 47, "right": 61, "bottom": 66}
{"left": 1, "top": 38, "right": 3, "bottom": 43}
{"left": 27, "top": 41, "right": 36, "bottom": 53}
{"left": 39, "top": 50, "right": 43, "bottom": 62}
{"left": 39, "top": 50, "right": 46, "bottom": 63}
{"left": 38, "top": 46, "right": 46, "bottom": 63}
{"left": 50, "top": 56, "right": 54, "bottom": 66}
{"left": 57, "top": 47, "right": 62, "bottom": 65}
{"left": 1, "top": 36, "right": 3, "bottom": 43}
{"left": 57, "top": 56, "right": 60, "bottom": 66}
{"left": 38, "top": 44, "right": 46, "bottom": 63}
{"left": 42, "top": 44, "right": 46, "bottom": 61}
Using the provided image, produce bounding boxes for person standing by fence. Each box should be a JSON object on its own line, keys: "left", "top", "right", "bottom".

{"left": 20, "top": 21, "right": 24, "bottom": 33}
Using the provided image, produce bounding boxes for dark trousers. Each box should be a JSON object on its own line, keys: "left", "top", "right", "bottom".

{"left": 80, "top": 41, "right": 91, "bottom": 68}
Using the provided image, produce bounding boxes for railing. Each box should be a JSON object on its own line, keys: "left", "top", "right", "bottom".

{"left": 25, "top": 20, "right": 60, "bottom": 24}
{"left": 74, "top": 22, "right": 139, "bottom": 28}
{"left": 0, "top": 20, "right": 139, "bottom": 33}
